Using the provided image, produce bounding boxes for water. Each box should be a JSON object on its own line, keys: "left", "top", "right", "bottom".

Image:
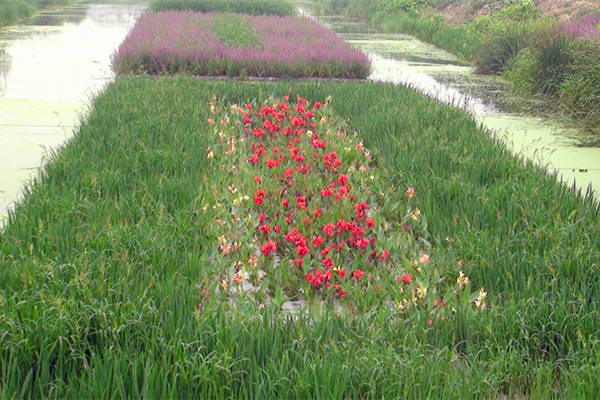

{"left": 0, "top": 1, "right": 147, "bottom": 222}
{"left": 300, "top": 7, "right": 600, "bottom": 200}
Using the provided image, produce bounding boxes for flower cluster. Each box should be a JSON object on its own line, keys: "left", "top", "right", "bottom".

{"left": 202, "top": 94, "right": 487, "bottom": 317}
{"left": 112, "top": 11, "right": 371, "bottom": 78}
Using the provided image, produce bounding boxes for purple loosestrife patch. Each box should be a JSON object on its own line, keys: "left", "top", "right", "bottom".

{"left": 562, "top": 13, "right": 600, "bottom": 41}
{"left": 112, "top": 11, "right": 371, "bottom": 79}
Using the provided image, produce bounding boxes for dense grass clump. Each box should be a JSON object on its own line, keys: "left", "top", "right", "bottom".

{"left": 150, "top": 0, "right": 295, "bottom": 16}
{"left": 2, "top": 77, "right": 600, "bottom": 397}
{"left": 0, "top": 0, "right": 71, "bottom": 27}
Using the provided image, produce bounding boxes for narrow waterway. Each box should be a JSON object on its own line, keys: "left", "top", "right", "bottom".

{"left": 0, "top": 1, "right": 146, "bottom": 222}
{"left": 300, "top": 6, "right": 600, "bottom": 201}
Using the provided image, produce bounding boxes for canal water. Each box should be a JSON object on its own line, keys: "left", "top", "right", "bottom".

{"left": 0, "top": 1, "right": 146, "bottom": 222}
{"left": 299, "top": 7, "right": 600, "bottom": 201}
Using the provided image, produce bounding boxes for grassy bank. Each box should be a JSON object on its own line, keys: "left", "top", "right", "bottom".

{"left": 1, "top": 76, "right": 600, "bottom": 397}
{"left": 0, "top": 0, "right": 73, "bottom": 28}
{"left": 313, "top": 0, "right": 600, "bottom": 138}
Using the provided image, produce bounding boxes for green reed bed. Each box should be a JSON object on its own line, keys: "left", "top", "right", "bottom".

{"left": 2, "top": 77, "right": 600, "bottom": 398}
{"left": 150, "top": 0, "right": 295, "bottom": 16}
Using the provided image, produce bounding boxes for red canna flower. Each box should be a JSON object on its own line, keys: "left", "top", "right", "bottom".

{"left": 254, "top": 189, "right": 265, "bottom": 206}
{"left": 312, "top": 235, "right": 323, "bottom": 248}
{"left": 353, "top": 269, "right": 365, "bottom": 280}
{"left": 260, "top": 240, "right": 276, "bottom": 256}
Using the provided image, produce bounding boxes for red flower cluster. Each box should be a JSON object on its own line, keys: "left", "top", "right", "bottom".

{"left": 240, "top": 95, "right": 397, "bottom": 299}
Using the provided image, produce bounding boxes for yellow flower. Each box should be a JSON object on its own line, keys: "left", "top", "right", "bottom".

{"left": 411, "top": 208, "right": 421, "bottom": 220}
{"left": 475, "top": 288, "right": 487, "bottom": 310}
{"left": 457, "top": 271, "right": 470, "bottom": 289}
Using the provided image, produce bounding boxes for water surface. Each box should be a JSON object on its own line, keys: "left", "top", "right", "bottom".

{"left": 0, "top": 1, "right": 146, "bottom": 222}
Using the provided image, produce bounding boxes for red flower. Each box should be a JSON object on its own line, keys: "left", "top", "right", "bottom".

{"left": 254, "top": 175, "right": 262, "bottom": 183}
{"left": 365, "top": 217, "right": 374, "bottom": 227}
{"left": 296, "top": 196, "right": 307, "bottom": 210}
{"left": 260, "top": 240, "right": 276, "bottom": 256}
{"left": 337, "top": 269, "right": 347, "bottom": 278}
{"left": 380, "top": 249, "right": 390, "bottom": 259}
{"left": 254, "top": 189, "right": 265, "bottom": 206}
{"left": 258, "top": 224, "right": 270, "bottom": 235}
{"left": 312, "top": 235, "right": 323, "bottom": 248}
{"left": 353, "top": 269, "right": 365, "bottom": 280}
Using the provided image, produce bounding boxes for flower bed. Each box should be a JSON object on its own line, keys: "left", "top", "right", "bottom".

{"left": 112, "top": 11, "right": 371, "bottom": 79}
{"left": 203, "top": 93, "right": 485, "bottom": 314}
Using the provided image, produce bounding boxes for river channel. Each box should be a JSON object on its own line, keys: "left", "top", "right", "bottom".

{"left": 0, "top": 1, "right": 146, "bottom": 222}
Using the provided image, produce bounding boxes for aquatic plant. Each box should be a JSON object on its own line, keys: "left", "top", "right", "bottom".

{"left": 150, "top": 0, "right": 295, "bottom": 16}
{"left": 2, "top": 76, "right": 600, "bottom": 397}
{"left": 562, "top": 12, "right": 600, "bottom": 41}
{"left": 112, "top": 11, "right": 371, "bottom": 78}
{"left": 2, "top": 77, "right": 600, "bottom": 397}
{"left": 204, "top": 94, "right": 475, "bottom": 313}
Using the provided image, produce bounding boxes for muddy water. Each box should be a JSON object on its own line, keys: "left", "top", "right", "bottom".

{"left": 301, "top": 8, "right": 600, "bottom": 201}
{"left": 0, "top": 1, "right": 146, "bottom": 222}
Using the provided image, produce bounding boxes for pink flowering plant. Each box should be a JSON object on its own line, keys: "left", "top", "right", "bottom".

{"left": 201, "top": 94, "right": 487, "bottom": 319}
{"left": 112, "top": 11, "right": 371, "bottom": 79}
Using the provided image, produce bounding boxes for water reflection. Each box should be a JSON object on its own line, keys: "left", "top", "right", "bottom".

{"left": 0, "top": 1, "right": 147, "bottom": 221}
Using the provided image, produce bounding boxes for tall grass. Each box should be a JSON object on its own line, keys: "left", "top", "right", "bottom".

{"left": 558, "top": 41, "right": 600, "bottom": 139}
{"left": 150, "top": 0, "right": 295, "bottom": 16}
{"left": 2, "top": 77, "right": 600, "bottom": 397}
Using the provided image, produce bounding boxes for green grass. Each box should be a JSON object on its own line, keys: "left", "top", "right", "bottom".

{"left": 212, "top": 13, "right": 261, "bottom": 48}
{"left": 1, "top": 76, "right": 600, "bottom": 397}
{"left": 150, "top": 0, "right": 295, "bottom": 16}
